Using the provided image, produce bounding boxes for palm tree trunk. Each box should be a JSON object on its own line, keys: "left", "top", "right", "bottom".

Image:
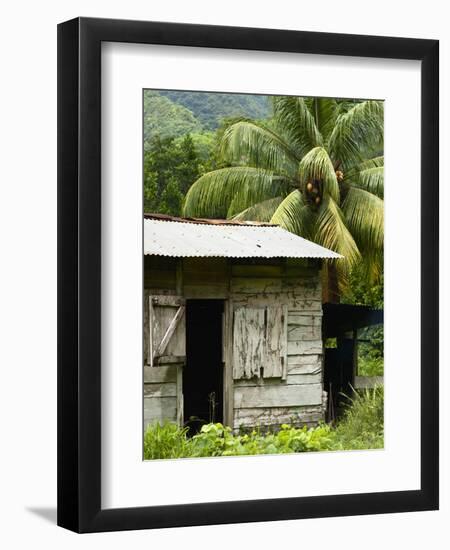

{"left": 322, "top": 262, "right": 340, "bottom": 304}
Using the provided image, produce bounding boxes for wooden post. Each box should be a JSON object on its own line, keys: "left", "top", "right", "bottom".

{"left": 223, "top": 299, "right": 234, "bottom": 429}
{"left": 176, "top": 259, "right": 183, "bottom": 295}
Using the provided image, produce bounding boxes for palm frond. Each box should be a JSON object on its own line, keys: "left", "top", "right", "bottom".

{"left": 328, "top": 100, "right": 384, "bottom": 168}
{"left": 356, "top": 166, "right": 384, "bottom": 198}
{"left": 298, "top": 146, "right": 340, "bottom": 202}
{"left": 308, "top": 97, "right": 338, "bottom": 142}
{"left": 353, "top": 156, "right": 384, "bottom": 171}
{"left": 183, "top": 166, "right": 277, "bottom": 218}
{"left": 220, "top": 120, "right": 299, "bottom": 177}
{"left": 270, "top": 190, "right": 316, "bottom": 238}
{"left": 345, "top": 156, "right": 384, "bottom": 197}
{"left": 231, "top": 197, "right": 284, "bottom": 222}
{"left": 314, "top": 196, "right": 361, "bottom": 270}
{"left": 272, "top": 96, "right": 323, "bottom": 154}
{"left": 342, "top": 186, "right": 384, "bottom": 252}
{"left": 226, "top": 175, "right": 289, "bottom": 218}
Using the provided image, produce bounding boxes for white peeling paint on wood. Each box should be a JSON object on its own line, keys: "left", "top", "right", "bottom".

{"left": 264, "top": 305, "right": 287, "bottom": 378}
{"left": 234, "top": 405, "right": 324, "bottom": 428}
{"left": 232, "top": 307, "right": 265, "bottom": 379}
{"left": 288, "top": 324, "right": 322, "bottom": 342}
{"left": 234, "top": 383, "right": 323, "bottom": 408}
{"left": 232, "top": 305, "right": 287, "bottom": 379}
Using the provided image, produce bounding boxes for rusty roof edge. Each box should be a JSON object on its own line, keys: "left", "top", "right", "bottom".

{"left": 143, "top": 212, "right": 277, "bottom": 227}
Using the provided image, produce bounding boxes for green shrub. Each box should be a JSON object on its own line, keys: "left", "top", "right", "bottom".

{"left": 143, "top": 421, "right": 335, "bottom": 459}
{"left": 188, "top": 422, "right": 334, "bottom": 456}
{"left": 143, "top": 387, "right": 384, "bottom": 459}
{"left": 331, "top": 385, "right": 384, "bottom": 450}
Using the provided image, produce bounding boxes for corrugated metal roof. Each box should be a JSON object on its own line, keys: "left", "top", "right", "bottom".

{"left": 144, "top": 212, "right": 274, "bottom": 226}
{"left": 144, "top": 216, "right": 342, "bottom": 259}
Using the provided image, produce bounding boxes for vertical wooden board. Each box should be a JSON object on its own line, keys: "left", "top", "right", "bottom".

{"left": 175, "top": 260, "right": 183, "bottom": 295}
{"left": 264, "top": 305, "right": 287, "bottom": 378}
{"left": 233, "top": 307, "right": 265, "bottom": 379}
{"left": 176, "top": 365, "right": 183, "bottom": 426}
{"left": 223, "top": 299, "right": 234, "bottom": 428}
{"left": 144, "top": 289, "right": 150, "bottom": 365}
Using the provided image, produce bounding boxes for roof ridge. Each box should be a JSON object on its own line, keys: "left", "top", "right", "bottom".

{"left": 143, "top": 212, "right": 276, "bottom": 227}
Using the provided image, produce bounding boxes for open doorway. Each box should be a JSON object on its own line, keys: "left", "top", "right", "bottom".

{"left": 184, "top": 300, "right": 224, "bottom": 433}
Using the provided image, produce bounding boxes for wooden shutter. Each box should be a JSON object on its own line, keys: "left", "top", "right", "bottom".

{"left": 233, "top": 307, "right": 265, "bottom": 379}
{"left": 149, "top": 295, "right": 186, "bottom": 367}
{"left": 264, "top": 305, "right": 288, "bottom": 379}
{"left": 232, "top": 305, "right": 287, "bottom": 380}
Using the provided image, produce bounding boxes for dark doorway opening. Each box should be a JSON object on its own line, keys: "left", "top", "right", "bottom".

{"left": 324, "top": 337, "right": 356, "bottom": 422}
{"left": 184, "top": 300, "right": 224, "bottom": 434}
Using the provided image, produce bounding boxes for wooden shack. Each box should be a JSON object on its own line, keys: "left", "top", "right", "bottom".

{"left": 143, "top": 213, "right": 341, "bottom": 433}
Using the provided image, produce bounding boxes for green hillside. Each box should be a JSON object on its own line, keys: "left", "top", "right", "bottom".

{"left": 143, "top": 91, "right": 202, "bottom": 146}
{"left": 158, "top": 90, "right": 271, "bottom": 129}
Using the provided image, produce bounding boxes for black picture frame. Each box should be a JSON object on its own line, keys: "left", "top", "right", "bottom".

{"left": 57, "top": 17, "right": 439, "bottom": 533}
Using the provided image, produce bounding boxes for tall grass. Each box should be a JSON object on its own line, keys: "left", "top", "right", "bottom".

{"left": 331, "top": 385, "right": 384, "bottom": 450}
{"left": 143, "top": 422, "right": 192, "bottom": 459}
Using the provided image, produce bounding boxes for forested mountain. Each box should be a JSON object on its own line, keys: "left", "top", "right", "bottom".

{"left": 143, "top": 90, "right": 271, "bottom": 215}
{"left": 158, "top": 90, "right": 271, "bottom": 129}
{"left": 143, "top": 91, "right": 202, "bottom": 145}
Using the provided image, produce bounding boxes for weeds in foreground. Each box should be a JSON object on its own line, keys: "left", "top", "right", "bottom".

{"left": 331, "top": 385, "right": 384, "bottom": 450}
{"left": 143, "top": 386, "right": 384, "bottom": 460}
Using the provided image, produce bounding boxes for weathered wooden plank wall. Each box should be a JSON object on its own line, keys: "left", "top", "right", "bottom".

{"left": 143, "top": 365, "right": 179, "bottom": 428}
{"left": 143, "top": 257, "right": 229, "bottom": 431}
{"left": 230, "top": 258, "right": 325, "bottom": 430}
{"left": 143, "top": 256, "right": 326, "bottom": 432}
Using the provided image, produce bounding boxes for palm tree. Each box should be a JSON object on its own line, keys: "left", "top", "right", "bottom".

{"left": 183, "top": 97, "right": 384, "bottom": 302}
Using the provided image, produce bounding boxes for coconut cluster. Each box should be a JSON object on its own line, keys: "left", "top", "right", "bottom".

{"left": 304, "top": 170, "right": 344, "bottom": 207}
{"left": 305, "top": 179, "right": 322, "bottom": 206}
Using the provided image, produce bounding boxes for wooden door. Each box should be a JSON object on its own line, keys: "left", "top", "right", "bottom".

{"left": 144, "top": 295, "right": 185, "bottom": 428}
{"left": 148, "top": 295, "right": 186, "bottom": 367}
